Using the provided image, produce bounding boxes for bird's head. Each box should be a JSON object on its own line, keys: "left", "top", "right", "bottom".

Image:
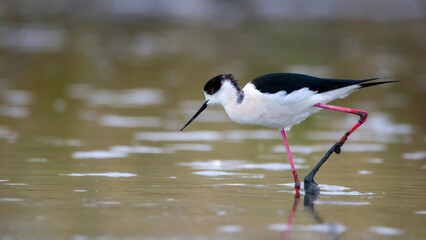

{"left": 203, "top": 74, "right": 236, "bottom": 105}
{"left": 180, "top": 74, "right": 238, "bottom": 131}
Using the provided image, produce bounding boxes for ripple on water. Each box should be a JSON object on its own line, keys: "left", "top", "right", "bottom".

{"left": 403, "top": 151, "right": 426, "bottom": 160}
{"left": 414, "top": 210, "right": 426, "bottom": 215}
{"left": 72, "top": 145, "right": 172, "bottom": 159}
{"left": 0, "top": 126, "right": 19, "bottom": 143}
{"left": 135, "top": 130, "right": 281, "bottom": 142}
{"left": 316, "top": 114, "right": 412, "bottom": 136}
{"left": 217, "top": 225, "right": 243, "bottom": 233}
{"left": 4, "top": 183, "right": 27, "bottom": 186}
{"left": 0, "top": 105, "right": 29, "bottom": 119}
{"left": 0, "top": 24, "right": 65, "bottom": 53}
{"left": 315, "top": 201, "right": 370, "bottom": 206}
{"left": 36, "top": 137, "right": 83, "bottom": 147}
{"left": 269, "top": 223, "right": 346, "bottom": 234}
{"left": 167, "top": 143, "right": 213, "bottom": 152}
{"left": 0, "top": 198, "right": 24, "bottom": 202}
{"left": 26, "top": 158, "right": 48, "bottom": 163}
{"left": 2, "top": 90, "right": 34, "bottom": 105}
{"left": 67, "top": 84, "right": 164, "bottom": 107}
{"left": 183, "top": 160, "right": 307, "bottom": 179}
{"left": 99, "top": 115, "right": 161, "bottom": 128}
{"left": 178, "top": 160, "right": 307, "bottom": 171}
{"left": 72, "top": 150, "right": 128, "bottom": 159}
{"left": 273, "top": 143, "right": 385, "bottom": 154}
{"left": 365, "top": 158, "right": 384, "bottom": 164}
{"left": 369, "top": 226, "right": 404, "bottom": 235}
{"left": 61, "top": 172, "right": 137, "bottom": 177}
{"left": 88, "top": 89, "right": 163, "bottom": 108}
{"left": 109, "top": 145, "right": 172, "bottom": 154}
{"left": 135, "top": 131, "right": 222, "bottom": 142}
{"left": 193, "top": 171, "right": 264, "bottom": 179}
{"left": 278, "top": 183, "right": 374, "bottom": 196}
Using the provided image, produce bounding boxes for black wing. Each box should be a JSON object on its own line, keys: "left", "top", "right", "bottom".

{"left": 250, "top": 73, "right": 384, "bottom": 94}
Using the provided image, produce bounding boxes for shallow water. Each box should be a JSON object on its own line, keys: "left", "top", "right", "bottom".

{"left": 0, "top": 4, "right": 426, "bottom": 239}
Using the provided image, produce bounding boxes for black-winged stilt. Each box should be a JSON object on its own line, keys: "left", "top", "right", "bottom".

{"left": 180, "top": 73, "right": 395, "bottom": 194}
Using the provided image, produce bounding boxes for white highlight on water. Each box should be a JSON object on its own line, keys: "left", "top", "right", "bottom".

{"left": 414, "top": 210, "right": 426, "bottom": 215}
{"left": 99, "top": 115, "right": 160, "bottom": 128}
{"left": 168, "top": 143, "right": 213, "bottom": 152}
{"left": 72, "top": 145, "right": 172, "bottom": 159}
{"left": 0, "top": 125, "right": 19, "bottom": 143}
{"left": 62, "top": 172, "right": 137, "bottom": 177}
{"left": 2, "top": 90, "right": 34, "bottom": 105}
{"left": 279, "top": 183, "right": 374, "bottom": 196}
{"left": 0, "top": 105, "right": 29, "bottom": 119}
{"left": 269, "top": 223, "right": 346, "bottom": 234}
{"left": 365, "top": 158, "right": 384, "bottom": 164}
{"left": 273, "top": 143, "right": 385, "bottom": 154}
{"left": 403, "top": 151, "right": 426, "bottom": 160}
{"left": 0, "top": 198, "right": 23, "bottom": 202}
{"left": 369, "top": 226, "right": 404, "bottom": 235}
{"left": 178, "top": 160, "right": 307, "bottom": 171}
{"left": 72, "top": 151, "right": 128, "bottom": 159}
{"left": 315, "top": 201, "right": 370, "bottom": 206}
{"left": 217, "top": 225, "right": 243, "bottom": 233}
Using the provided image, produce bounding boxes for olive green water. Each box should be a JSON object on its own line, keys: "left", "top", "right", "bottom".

{"left": 0, "top": 18, "right": 425, "bottom": 239}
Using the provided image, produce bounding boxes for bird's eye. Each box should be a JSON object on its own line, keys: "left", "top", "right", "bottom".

{"left": 206, "top": 88, "right": 214, "bottom": 94}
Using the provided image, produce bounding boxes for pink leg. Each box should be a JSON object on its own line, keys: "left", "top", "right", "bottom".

{"left": 280, "top": 129, "right": 301, "bottom": 191}
{"left": 314, "top": 103, "right": 367, "bottom": 148}
{"left": 304, "top": 103, "right": 368, "bottom": 194}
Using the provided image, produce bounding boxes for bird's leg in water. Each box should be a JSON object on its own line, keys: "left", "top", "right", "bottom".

{"left": 304, "top": 103, "right": 368, "bottom": 194}
{"left": 280, "top": 129, "right": 301, "bottom": 192}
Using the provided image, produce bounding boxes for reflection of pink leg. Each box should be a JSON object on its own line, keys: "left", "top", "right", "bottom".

{"left": 280, "top": 129, "right": 300, "bottom": 192}
{"left": 281, "top": 194, "right": 300, "bottom": 240}
{"left": 304, "top": 103, "right": 368, "bottom": 194}
{"left": 314, "top": 103, "right": 368, "bottom": 148}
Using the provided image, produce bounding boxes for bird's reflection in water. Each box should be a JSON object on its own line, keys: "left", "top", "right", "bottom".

{"left": 282, "top": 193, "right": 344, "bottom": 240}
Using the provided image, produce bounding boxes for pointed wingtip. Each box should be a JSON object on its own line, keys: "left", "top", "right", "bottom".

{"left": 360, "top": 80, "right": 399, "bottom": 88}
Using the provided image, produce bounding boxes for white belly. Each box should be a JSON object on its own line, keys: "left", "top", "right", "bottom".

{"left": 228, "top": 100, "right": 320, "bottom": 130}
{"left": 223, "top": 84, "right": 359, "bottom": 130}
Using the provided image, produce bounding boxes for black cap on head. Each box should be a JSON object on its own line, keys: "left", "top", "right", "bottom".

{"left": 204, "top": 74, "right": 236, "bottom": 95}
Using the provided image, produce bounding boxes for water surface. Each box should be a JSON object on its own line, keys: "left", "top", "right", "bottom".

{"left": 0, "top": 4, "right": 425, "bottom": 239}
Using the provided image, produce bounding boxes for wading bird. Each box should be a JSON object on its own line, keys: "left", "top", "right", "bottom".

{"left": 180, "top": 73, "right": 394, "bottom": 194}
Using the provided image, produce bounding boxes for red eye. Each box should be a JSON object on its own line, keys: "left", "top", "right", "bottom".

{"left": 207, "top": 88, "right": 213, "bottom": 94}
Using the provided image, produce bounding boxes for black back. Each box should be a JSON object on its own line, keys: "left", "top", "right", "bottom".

{"left": 251, "top": 73, "right": 380, "bottom": 94}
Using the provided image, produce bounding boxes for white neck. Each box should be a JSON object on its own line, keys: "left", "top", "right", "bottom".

{"left": 205, "top": 81, "right": 241, "bottom": 106}
{"left": 205, "top": 81, "right": 247, "bottom": 124}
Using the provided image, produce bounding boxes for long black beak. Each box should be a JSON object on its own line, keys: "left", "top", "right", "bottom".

{"left": 180, "top": 100, "right": 209, "bottom": 131}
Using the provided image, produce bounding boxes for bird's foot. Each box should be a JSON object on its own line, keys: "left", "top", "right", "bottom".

{"left": 295, "top": 177, "right": 301, "bottom": 191}
{"left": 304, "top": 173, "right": 320, "bottom": 195}
{"left": 294, "top": 179, "right": 301, "bottom": 197}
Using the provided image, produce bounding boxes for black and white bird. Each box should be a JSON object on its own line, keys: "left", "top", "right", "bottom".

{"left": 180, "top": 73, "right": 394, "bottom": 194}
